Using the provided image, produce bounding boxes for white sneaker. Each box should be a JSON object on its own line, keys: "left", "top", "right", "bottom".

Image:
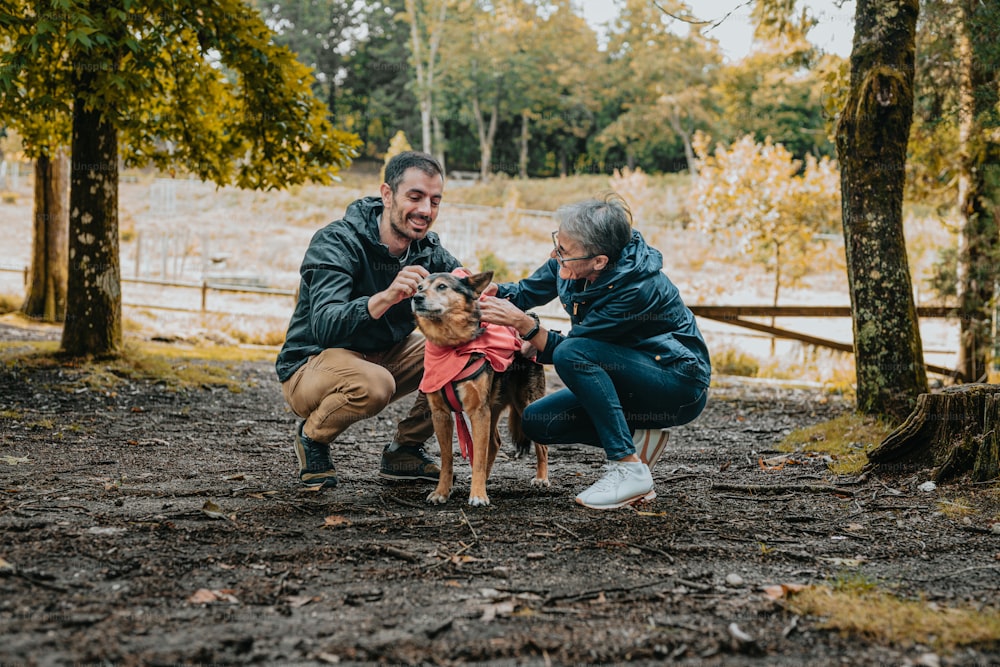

{"left": 574, "top": 461, "right": 655, "bottom": 510}
{"left": 633, "top": 428, "right": 670, "bottom": 470}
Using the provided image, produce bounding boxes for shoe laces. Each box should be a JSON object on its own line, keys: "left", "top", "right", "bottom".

{"left": 590, "top": 462, "right": 632, "bottom": 492}
{"left": 402, "top": 445, "right": 434, "bottom": 465}
{"left": 304, "top": 441, "right": 332, "bottom": 472}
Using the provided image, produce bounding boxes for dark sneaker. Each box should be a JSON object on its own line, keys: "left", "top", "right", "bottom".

{"left": 379, "top": 442, "right": 440, "bottom": 481}
{"left": 294, "top": 423, "right": 338, "bottom": 489}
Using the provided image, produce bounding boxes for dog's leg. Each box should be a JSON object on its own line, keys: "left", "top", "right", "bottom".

{"left": 426, "top": 394, "right": 455, "bottom": 504}
{"left": 485, "top": 408, "right": 503, "bottom": 479}
{"left": 467, "top": 403, "right": 492, "bottom": 506}
{"left": 534, "top": 444, "right": 549, "bottom": 487}
{"left": 509, "top": 403, "right": 550, "bottom": 488}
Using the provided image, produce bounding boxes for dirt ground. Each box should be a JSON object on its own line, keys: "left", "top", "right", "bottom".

{"left": 1, "top": 321, "right": 999, "bottom": 667}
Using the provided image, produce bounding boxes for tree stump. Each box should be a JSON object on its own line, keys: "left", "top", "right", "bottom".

{"left": 866, "top": 384, "right": 1000, "bottom": 482}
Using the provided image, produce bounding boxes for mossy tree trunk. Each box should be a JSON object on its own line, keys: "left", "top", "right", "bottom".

{"left": 867, "top": 384, "right": 1000, "bottom": 482}
{"left": 954, "top": 0, "right": 1000, "bottom": 384}
{"left": 61, "top": 65, "right": 122, "bottom": 357}
{"left": 23, "top": 147, "right": 68, "bottom": 322}
{"left": 835, "top": 0, "right": 927, "bottom": 422}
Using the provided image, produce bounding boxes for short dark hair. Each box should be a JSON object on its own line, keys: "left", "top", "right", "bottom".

{"left": 384, "top": 151, "right": 444, "bottom": 194}
{"left": 557, "top": 193, "right": 634, "bottom": 262}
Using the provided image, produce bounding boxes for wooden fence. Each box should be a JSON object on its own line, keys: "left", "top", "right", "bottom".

{"left": 0, "top": 264, "right": 959, "bottom": 376}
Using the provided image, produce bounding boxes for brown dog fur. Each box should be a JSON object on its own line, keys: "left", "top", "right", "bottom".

{"left": 412, "top": 271, "right": 547, "bottom": 506}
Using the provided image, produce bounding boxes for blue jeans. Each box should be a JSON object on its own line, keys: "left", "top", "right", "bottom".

{"left": 523, "top": 337, "right": 708, "bottom": 461}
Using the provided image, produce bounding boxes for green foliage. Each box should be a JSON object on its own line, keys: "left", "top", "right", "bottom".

{"left": 690, "top": 134, "right": 841, "bottom": 305}
{"left": 711, "top": 346, "right": 759, "bottom": 377}
{"left": 476, "top": 251, "right": 515, "bottom": 283}
{"left": 0, "top": 0, "right": 361, "bottom": 187}
{"left": 380, "top": 130, "right": 412, "bottom": 181}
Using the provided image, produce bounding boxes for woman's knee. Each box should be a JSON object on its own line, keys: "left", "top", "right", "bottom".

{"left": 551, "top": 337, "right": 602, "bottom": 375}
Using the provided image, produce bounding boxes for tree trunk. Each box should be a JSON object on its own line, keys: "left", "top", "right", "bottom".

{"left": 519, "top": 110, "right": 529, "bottom": 179}
{"left": 666, "top": 105, "right": 697, "bottom": 175}
{"left": 955, "top": 0, "right": 999, "bottom": 383}
{"left": 432, "top": 113, "right": 446, "bottom": 173}
{"left": 23, "top": 147, "right": 68, "bottom": 322}
{"left": 834, "top": 0, "right": 927, "bottom": 422}
{"left": 62, "top": 66, "right": 122, "bottom": 357}
{"left": 867, "top": 384, "right": 1000, "bottom": 482}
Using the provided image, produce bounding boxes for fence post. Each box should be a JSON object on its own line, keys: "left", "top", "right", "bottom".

{"left": 201, "top": 280, "right": 207, "bottom": 312}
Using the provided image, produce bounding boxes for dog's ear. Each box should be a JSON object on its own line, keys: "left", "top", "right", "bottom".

{"left": 465, "top": 271, "right": 494, "bottom": 297}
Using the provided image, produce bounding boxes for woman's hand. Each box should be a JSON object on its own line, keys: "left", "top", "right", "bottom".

{"left": 478, "top": 296, "right": 533, "bottom": 334}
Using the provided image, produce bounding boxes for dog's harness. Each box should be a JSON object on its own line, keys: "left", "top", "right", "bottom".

{"left": 419, "top": 323, "right": 522, "bottom": 465}
{"left": 441, "top": 353, "right": 491, "bottom": 463}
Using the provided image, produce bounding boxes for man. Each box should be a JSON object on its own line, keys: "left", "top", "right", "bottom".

{"left": 276, "top": 151, "right": 461, "bottom": 488}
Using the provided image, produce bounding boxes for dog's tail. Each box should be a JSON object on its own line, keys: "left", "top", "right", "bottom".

{"left": 509, "top": 406, "right": 532, "bottom": 459}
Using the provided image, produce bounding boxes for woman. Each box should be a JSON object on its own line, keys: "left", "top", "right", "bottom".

{"left": 478, "top": 195, "right": 710, "bottom": 510}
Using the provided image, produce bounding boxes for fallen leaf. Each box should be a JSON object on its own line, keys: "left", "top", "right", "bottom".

{"left": 1, "top": 456, "right": 30, "bottom": 466}
{"left": 635, "top": 510, "right": 669, "bottom": 517}
{"left": 817, "top": 557, "right": 866, "bottom": 567}
{"left": 758, "top": 456, "right": 786, "bottom": 471}
{"left": 480, "top": 599, "right": 516, "bottom": 622}
{"left": 589, "top": 592, "right": 607, "bottom": 605}
{"left": 322, "top": 515, "right": 352, "bottom": 528}
{"left": 285, "top": 594, "right": 319, "bottom": 608}
{"left": 188, "top": 588, "right": 240, "bottom": 604}
{"left": 762, "top": 583, "right": 809, "bottom": 600}
{"left": 201, "top": 500, "right": 233, "bottom": 521}
{"left": 0, "top": 557, "right": 15, "bottom": 574}
{"left": 188, "top": 589, "right": 216, "bottom": 604}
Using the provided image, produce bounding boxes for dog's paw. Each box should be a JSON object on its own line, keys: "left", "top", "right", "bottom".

{"left": 530, "top": 477, "right": 551, "bottom": 488}
{"left": 426, "top": 491, "right": 451, "bottom": 504}
{"left": 468, "top": 495, "right": 490, "bottom": 507}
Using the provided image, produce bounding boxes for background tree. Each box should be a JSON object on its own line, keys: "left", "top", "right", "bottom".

{"left": 2, "top": 21, "right": 72, "bottom": 323}
{"left": 691, "top": 134, "right": 841, "bottom": 315}
{"left": 0, "top": 0, "right": 359, "bottom": 357}
{"left": 835, "top": 0, "right": 926, "bottom": 421}
{"left": 23, "top": 146, "right": 68, "bottom": 322}
{"left": 713, "top": 4, "right": 835, "bottom": 161}
{"left": 598, "top": 0, "right": 721, "bottom": 174}
{"left": 403, "top": 0, "right": 447, "bottom": 164}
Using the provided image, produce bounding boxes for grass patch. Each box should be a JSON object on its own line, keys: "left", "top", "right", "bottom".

{"left": 936, "top": 497, "right": 976, "bottom": 519}
{"left": 778, "top": 412, "right": 894, "bottom": 475}
{"left": 789, "top": 584, "right": 1000, "bottom": 651}
{"left": 0, "top": 293, "right": 23, "bottom": 314}
{"left": 0, "top": 339, "right": 271, "bottom": 393}
{"left": 711, "top": 346, "right": 759, "bottom": 377}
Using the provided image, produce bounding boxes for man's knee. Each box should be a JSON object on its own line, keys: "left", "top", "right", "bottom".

{"left": 363, "top": 372, "right": 396, "bottom": 413}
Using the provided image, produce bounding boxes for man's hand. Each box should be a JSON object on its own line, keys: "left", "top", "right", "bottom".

{"left": 368, "top": 265, "right": 430, "bottom": 319}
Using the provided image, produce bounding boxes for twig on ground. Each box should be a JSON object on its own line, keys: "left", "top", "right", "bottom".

{"left": 711, "top": 483, "right": 855, "bottom": 496}
{"left": 919, "top": 564, "right": 1000, "bottom": 582}
{"left": 460, "top": 508, "right": 479, "bottom": 543}
{"left": 543, "top": 579, "right": 665, "bottom": 605}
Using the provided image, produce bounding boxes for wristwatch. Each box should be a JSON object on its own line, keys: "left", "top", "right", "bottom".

{"left": 522, "top": 312, "right": 541, "bottom": 340}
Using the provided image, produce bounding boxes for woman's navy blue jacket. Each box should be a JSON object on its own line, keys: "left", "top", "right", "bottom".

{"left": 495, "top": 229, "right": 710, "bottom": 387}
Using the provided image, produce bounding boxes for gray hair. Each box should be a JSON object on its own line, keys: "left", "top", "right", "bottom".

{"left": 556, "top": 194, "right": 634, "bottom": 261}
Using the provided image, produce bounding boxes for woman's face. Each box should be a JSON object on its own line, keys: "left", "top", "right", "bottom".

{"left": 551, "top": 228, "right": 606, "bottom": 281}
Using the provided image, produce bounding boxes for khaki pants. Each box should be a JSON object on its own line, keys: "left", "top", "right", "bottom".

{"left": 281, "top": 332, "right": 433, "bottom": 447}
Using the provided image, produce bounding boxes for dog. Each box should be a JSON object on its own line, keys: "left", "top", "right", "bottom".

{"left": 411, "top": 270, "right": 547, "bottom": 506}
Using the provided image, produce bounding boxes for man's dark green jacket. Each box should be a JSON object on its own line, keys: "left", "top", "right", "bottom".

{"left": 276, "top": 196, "right": 461, "bottom": 383}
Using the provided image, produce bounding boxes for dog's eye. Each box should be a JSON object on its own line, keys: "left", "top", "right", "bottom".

{"left": 436, "top": 283, "right": 448, "bottom": 291}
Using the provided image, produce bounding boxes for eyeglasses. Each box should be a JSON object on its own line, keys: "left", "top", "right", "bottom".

{"left": 551, "top": 231, "right": 597, "bottom": 267}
